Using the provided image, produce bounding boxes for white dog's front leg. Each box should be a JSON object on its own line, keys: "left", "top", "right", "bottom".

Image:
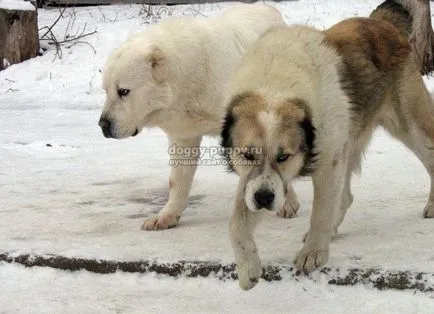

{"left": 230, "top": 180, "right": 262, "bottom": 291}
{"left": 142, "top": 135, "right": 202, "bottom": 230}
{"left": 294, "top": 157, "right": 347, "bottom": 272}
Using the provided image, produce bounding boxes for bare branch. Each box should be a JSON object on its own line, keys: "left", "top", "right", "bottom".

{"left": 139, "top": 4, "right": 174, "bottom": 24}
{"left": 183, "top": 6, "right": 207, "bottom": 17}
{"left": 39, "top": 6, "right": 66, "bottom": 39}
{"left": 5, "top": 88, "right": 19, "bottom": 93}
{"left": 57, "top": 30, "right": 97, "bottom": 44}
{"left": 66, "top": 41, "right": 97, "bottom": 55}
{"left": 97, "top": 6, "right": 119, "bottom": 23}
{"left": 39, "top": 6, "right": 97, "bottom": 61}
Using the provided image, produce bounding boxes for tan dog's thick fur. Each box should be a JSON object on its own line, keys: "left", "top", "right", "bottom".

{"left": 221, "top": 16, "right": 434, "bottom": 290}
{"left": 98, "top": 4, "right": 287, "bottom": 230}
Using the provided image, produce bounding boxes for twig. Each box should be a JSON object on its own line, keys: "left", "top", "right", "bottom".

{"left": 66, "top": 41, "right": 96, "bottom": 54}
{"left": 56, "top": 30, "right": 97, "bottom": 44}
{"left": 98, "top": 6, "right": 118, "bottom": 23}
{"left": 183, "top": 6, "right": 207, "bottom": 17}
{"left": 39, "top": 6, "right": 97, "bottom": 61}
{"left": 87, "top": 73, "right": 96, "bottom": 94}
{"left": 39, "top": 6, "right": 66, "bottom": 39}
{"left": 139, "top": 4, "right": 174, "bottom": 24}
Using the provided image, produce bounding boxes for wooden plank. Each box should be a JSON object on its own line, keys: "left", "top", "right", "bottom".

{"left": 45, "top": 0, "right": 292, "bottom": 6}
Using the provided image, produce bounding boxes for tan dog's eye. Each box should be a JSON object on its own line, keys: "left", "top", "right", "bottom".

{"left": 276, "top": 153, "right": 290, "bottom": 163}
{"left": 244, "top": 151, "right": 255, "bottom": 161}
{"left": 117, "top": 88, "right": 130, "bottom": 97}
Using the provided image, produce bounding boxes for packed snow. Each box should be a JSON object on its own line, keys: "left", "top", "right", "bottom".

{"left": 1, "top": 263, "right": 434, "bottom": 313}
{"left": 1, "top": 0, "right": 434, "bottom": 312}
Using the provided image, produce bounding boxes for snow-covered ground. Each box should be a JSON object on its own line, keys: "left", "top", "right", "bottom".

{"left": 0, "top": 0, "right": 35, "bottom": 11}
{"left": 2, "top": 263, "right": 434, "bottom": 314}
{"left": 1, "top": 0, "right": 434, "bottom": 312}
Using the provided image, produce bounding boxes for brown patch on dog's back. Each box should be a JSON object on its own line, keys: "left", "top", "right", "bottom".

{"left": 325, "top": 17, "right": 411, "bottom": 72}
{"left": 323, "top": 17, "right": 412, "bottom": 135}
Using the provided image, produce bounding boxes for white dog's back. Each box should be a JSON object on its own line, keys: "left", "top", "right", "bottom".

{"left": 120, "top": 4, "right": 285, "bottom": 133}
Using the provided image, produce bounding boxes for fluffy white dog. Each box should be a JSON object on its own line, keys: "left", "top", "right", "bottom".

{"left": 98, "top": 4, "right": 288, "bottom": 230}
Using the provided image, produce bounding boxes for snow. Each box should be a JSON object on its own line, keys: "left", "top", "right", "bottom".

{"left": 1, "top": 263, "right": 434, "bottom": 313}
{"left": 0, "top": 0, "right": 35, "bottom": 11}
{"left": 1, "top": 0, "right": 434, "bottom": 312}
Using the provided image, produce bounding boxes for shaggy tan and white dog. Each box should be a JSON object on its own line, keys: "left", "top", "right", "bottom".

{"left": 98, "top": 4, "right": 289, "bottom": 230}
{"left": 221, "top": 15, "right": 434, "bottom": 290}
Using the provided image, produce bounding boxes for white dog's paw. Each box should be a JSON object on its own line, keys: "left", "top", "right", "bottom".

{"left": 423, "top": 202, "right": 434, "bottom": 218}
{"left": 141, "top": 213, "right": 180, "bottom": 231}
{"left": 236, "top": 258, "right": 262, "bottom": 291}
{"left": 277, "top": 198, "right": 300, "bottom": 219}
{"left": 294, "top": 245, "right": 329, "bottom": 273}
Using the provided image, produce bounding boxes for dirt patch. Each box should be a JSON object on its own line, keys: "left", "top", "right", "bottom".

{"left": 1, "top": 252, "right": 433, "bottom": 292}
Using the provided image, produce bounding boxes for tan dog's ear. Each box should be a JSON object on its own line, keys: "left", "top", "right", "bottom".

{"left": 146, "top": 46, "right": 168, "bottom": 84}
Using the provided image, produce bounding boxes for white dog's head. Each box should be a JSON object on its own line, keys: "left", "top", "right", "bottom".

{"left": 221, "top": 92, "right": 317, "bottom": 212}
{"left": 98, "top": 42, "right": 171, "bottom": 139}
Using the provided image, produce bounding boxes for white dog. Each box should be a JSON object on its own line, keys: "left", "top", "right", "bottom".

{"left": 98, "top": 4, "right": 290, "bottom": 230}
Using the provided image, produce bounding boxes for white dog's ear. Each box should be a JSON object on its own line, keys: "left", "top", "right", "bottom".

{"left": 146, "top": 46, "right": 168, "bottom": 84}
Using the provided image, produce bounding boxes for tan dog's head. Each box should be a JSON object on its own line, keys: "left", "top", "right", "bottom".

{"left": 221, "top": 92, "right": 317, "bottom": 212}
{"left": 98, "top": 43, "right": 170, "bottom": 139}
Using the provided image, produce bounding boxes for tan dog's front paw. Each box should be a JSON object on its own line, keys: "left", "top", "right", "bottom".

{"left": 277, "top": 198, "right": 300, "bottom": 218}
{"left": 141, "top": 213, "right": 180, "bottom": 231}
{"left": 303, "top": 229, "right": 337, "bottom": 243}
{"left": 294, "top": 245, "right": 329, "bottom": 273}
{"left": 236, "top": 258, "right": 262, "bottom": 291}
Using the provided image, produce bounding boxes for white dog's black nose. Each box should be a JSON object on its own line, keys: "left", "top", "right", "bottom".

{"left": 254, "top": 189, "right": 275, "bottom": 209}
{"left": 98, "top": 118, "right": 112, "bottom": 138}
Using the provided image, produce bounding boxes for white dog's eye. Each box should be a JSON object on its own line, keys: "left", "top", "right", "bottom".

{"left": 117, "top": 88, "right": 130, "bottom": 97}
{"left": 276, "top": 153, "right": 290, "bottom": 163}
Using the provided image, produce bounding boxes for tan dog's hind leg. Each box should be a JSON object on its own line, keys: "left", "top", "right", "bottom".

{"left": 333, "top": 172, "right": 354, "bottom": 235}
{"left": 230, "top": 179, "right": 262, "bottom": 291}
{"left": 141, "top": 135, "right": 202, "bottom": 230}
{"left": 381, "top": 121, "right": 434, "bottom": 218}
{"left": 332, "top": 132, "right": 375, "bottom": 236}
{"left": 380, "top": 70, "right": 434, "bottom": 218}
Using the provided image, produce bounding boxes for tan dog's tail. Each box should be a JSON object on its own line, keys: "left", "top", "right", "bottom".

{"left": 371, "top": 2, "right": 434, "bottom": 140}
{"left": 370, "top": 0, "right": 412, "bottom": 39}
{"left": 369, "top": 0, "right": 434, "bottom": 75}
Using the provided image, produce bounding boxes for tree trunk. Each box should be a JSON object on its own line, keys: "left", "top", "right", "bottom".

{"left": 0, "top": 5, "right": 39, "bottom": 70}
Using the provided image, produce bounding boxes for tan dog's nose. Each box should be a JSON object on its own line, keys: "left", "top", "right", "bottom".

{"left": 254, "top": 189, "right": 275, "bottom": 209}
